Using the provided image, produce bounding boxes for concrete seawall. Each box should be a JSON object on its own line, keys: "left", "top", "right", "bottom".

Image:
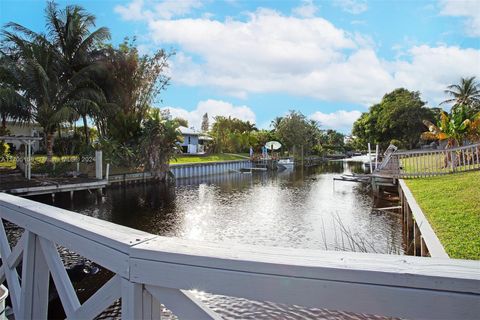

{"left": 108, "top": 160, "right": 252, "bottom": 185}
{"left": 170, "top": 160, "right": 251, "bottom": 179}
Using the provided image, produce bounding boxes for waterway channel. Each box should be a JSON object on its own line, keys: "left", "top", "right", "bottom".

{"left": 28, "top": 160, "right": 402, "bottom": 319}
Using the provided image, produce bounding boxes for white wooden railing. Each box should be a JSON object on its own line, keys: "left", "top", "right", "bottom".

{"left": 0, "top": 193, "right": 479, "bottom": 319}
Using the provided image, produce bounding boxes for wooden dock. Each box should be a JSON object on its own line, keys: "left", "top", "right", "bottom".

{"left": 0, "top": 175, "right": 107, "bottom": 197}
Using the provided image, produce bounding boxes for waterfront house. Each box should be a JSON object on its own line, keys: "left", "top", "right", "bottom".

{"left": 3, "top": 121, "right": 43, "bottom": 153}
{"left": 178, "top": 126, "right": 212, "bottom": 154}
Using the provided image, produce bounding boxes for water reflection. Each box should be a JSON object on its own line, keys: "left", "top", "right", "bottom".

{"left": 31, "top": 161, "right": 403, "bottom": 319}
{"left": 45, "top": 161, "right": 402, "bottom": 254}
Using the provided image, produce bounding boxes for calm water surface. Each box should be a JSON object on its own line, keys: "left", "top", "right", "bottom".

{"left": 34, "top": 161, "right": 403, "bottom": 319}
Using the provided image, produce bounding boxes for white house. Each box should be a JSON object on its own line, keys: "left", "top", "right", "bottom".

{"left": 178, "top": 126, "right": 212, "bottom": 154}
{"left": 3, "top": 121, "right": 43, "bottom": 153}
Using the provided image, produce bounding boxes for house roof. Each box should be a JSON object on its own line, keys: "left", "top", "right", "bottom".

{"left": 178, "top": 126, "right": 212, "bottom": 140}
{"left": 179, "top": 126, "right": 201, "bottom": 135}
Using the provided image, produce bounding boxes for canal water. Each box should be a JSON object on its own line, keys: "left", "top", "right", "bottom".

{"left": 31, "top": 161, "right": 403, "bottom": 319}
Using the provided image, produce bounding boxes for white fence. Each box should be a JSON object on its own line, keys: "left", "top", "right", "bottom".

{"left": 0, "top": 193, "right": 479, "bottom": 319}
{"left": 380, "top": 143, "right": 480, "bottom": 178}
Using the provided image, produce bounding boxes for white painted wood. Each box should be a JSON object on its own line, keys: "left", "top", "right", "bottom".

{"left": 130, "top": 237, "right": 478, "bottom": 293}
{"left": 0, "top": 193, "right": 157, "bottom": 276}
{"left": 132, "top": 259, "right": 479, "bottom": 320}
{"left": 39, "top": 237, "right": 81, "bottom": 316}
{"left": 0, "top": 204, "right": 132, "bottom": 277}
{"left": 19, "top": 232, "right": 50, "bottom": 320}
{"left": 121, "top": 278, "right": 143, "bottom": 319}
{"left": 142, "top": 286, "right": 153, "bottom": 319}
{"left": 146, "top": 286, "right": 221, "bottom": 320}
{"left": 95, "top": 150, "right": 103, "bottom": 179}
{"left": 69, "top": 275, "right": 121, "bottom": 320}
{"left": 6, "top": 232, "right": 25, "bottom": 269}
{"left": 399, "top": 180, "right": 449, "bottom": 258}
{"left": 0, "top": 219, "right": 21, "bottom": 314}
{"left": 0, "top": 193, "right": 479, "bottom": 320}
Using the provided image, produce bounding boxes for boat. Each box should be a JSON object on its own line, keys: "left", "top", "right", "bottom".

{"left": 278, "top": 158, "right": 295, "bottom": 168}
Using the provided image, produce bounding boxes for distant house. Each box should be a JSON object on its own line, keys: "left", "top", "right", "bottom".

{"left": 3, "top": 122, "right": 43, "bottom": 153}
{"left": 178, "top": 126, "right": 212, "bottom": 154}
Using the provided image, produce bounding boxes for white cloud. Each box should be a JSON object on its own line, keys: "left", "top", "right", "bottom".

{"left": 310, "top": 110, "right": 362, "bottom": 132}
{"left": 115, "top": 0, "right": 203, "bottom": 21}
{"left": 333, "top": 0, "right": 368, "bottom": 14}
{"left": 389, "top": 45, "right": 480, "bottom": 105}
{"left": 164, "top": 99, "right": 256, "bottom": 130}
{"left": 117, "top": 1, "right": 480, "bottom": 108}
{"left": 292, "top": 0, "right": 319, "bottom": 18}
{"left": 114, "top": 0, "right": 145, "bottom": 21}
{"left": 439, "top": 0, "right": 480, "bottom": 37}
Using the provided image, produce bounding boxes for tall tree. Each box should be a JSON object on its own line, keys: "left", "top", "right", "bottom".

{"left": 141, "top": 108, "right": 182, "bottom": 182}
{"left": 0, "top": 31, "right": 99, "bottom": 162}
{"left": 43, "top": 1, "right": 111, "bottom": 144}
{"left": 210, "top": 116, "right": 257, "bottom": 153}
{"left": 441, "top": 76, "right": 480, "bottom": 112}
{"left": 270, "top": 116, "right": 283, "bottom": 130}
{"left": 276, "top": 111, "right": 321, "bottom": 155}
{"left": 1, "top": 1, "right": 109, "bottom": 161}
{"left": 98, "top": 39, "right": 171, "bottom": 145}
{"left": 0, "top": 52, "right": 31, "bottom": 131}
{"left": 201, "top": 112, "right": 209, "bottom": 132}
{"left": 174, "top": 117, "right": 188, "bottom": 127}
{"left": 352, "top": 88, "right": 435, "bottom": 149}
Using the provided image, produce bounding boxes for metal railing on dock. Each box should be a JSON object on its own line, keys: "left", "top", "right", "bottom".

{"left": 0, "top": 193, "right": 478, "bottom": 319}
{"left": 377, "top": 143, "right": 480, "bottom": 178}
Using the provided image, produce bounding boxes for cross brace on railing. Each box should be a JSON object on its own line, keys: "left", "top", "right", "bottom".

{"left": 0, "top": 193, "right": 478, "bottom": 319}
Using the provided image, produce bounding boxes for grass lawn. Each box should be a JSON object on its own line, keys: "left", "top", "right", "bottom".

{"left": 170, "top": 153, "right": 248, "bottom": 164}
{"left": 1, "top": 153, "right": 248, "bottom": 174}
{"left": 400, "top": 150, "right": 479, "bottom": 174}
{"left": 406, "top": 170, "right": 480, "bottom": 260}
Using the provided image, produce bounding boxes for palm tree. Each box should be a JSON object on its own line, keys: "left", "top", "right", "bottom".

{"left": 44, "top": 1, "right": 111, "bottom": 144}
{"left": 270, "top": 116, "right": 283, "bottom": 130}
{"left": 441, "top": 77, "right": 480, "bottom": 112}
{"left": 0, "top": 52, "right": 31, "bottom": 131}
{"left": 421, "top": 106, "right": 477, "bottom": 148}
{"left": 1, "top": 1, "right": 110, "bottom": 161}
{"left": 140, "top": 108, "right": 182, "bottom": 182}
{"left": 421, "top": 106, "right": 479, "bottom": 167}
{"left": 2, "top": 28, "right": 102, "bottom": 162}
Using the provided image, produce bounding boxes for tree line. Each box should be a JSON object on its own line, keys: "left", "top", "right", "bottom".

{"left": 352, "top": 78, "right": 479, "bottom": 150}
{"left": 0, "top": 1, "right": 181, "bottom": 181}
{"left": 207, "top": 111, "right": 348, "bottom": 157}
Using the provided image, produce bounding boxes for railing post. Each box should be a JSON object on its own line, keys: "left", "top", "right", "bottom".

{"left": 20, "top": 232, "right": 50, "bottom": 320}
{"left": 121, "top": 279, "right": 143, "bottom": 319}
{"left": 95, "top": 150, "right": 103, "bottom": 180}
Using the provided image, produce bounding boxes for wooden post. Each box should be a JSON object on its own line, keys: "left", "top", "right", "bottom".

{"left": 106, "top": 163, "right": 110, "bottom": 181}
{"left": 95, "top": 150, "right": 103, "bottom": 180}
{"left": 20, "top": 232, "right": 50, "bottom": 320}
{"left": 121, "top": 279, "right": 143, "bottom": 319}
{"left": 368, "top": 143, "right": 373, "bottom": 173}
{"left": 375, "top": 144, "right": 379, "bottom": 170}
{"left": 421, "top": 236, "right": 428, "bottom": 257}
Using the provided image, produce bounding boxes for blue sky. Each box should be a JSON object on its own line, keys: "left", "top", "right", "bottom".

{"left": 1, "top": 0, "right": 479, "bottom": 133}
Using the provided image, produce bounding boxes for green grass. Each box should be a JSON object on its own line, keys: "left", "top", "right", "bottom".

{"left": 401, "top": 154, "right": 448, "bottom": 174}
{"left": 401, "top": 151, "right": 478, "bottom": 174}
{"left": 170, "top": 153, "right": 248, "bottom": 164}
{"left": 406, "top": 171, "right": 480, "bottom": 260}
{"left": 0, "top": 155, "right": 81, "bottom": 170}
